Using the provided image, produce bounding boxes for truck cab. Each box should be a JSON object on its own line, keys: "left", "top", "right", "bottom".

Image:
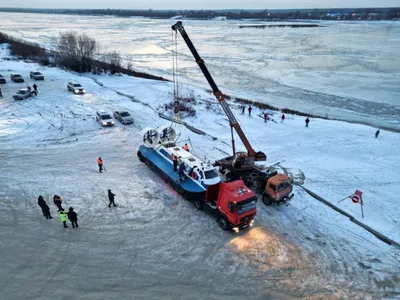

{"left": 262, "top": 174, "right": 293, "bottom": 206}
{"left": 205, "top": 180, "right": 257, "bottom": 231}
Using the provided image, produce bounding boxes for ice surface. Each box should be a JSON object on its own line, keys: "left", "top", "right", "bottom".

{"left": 0, "top": 13, "right": 399, "bottom": 130}
{"left": 0, "top": 45, "right": 400, "bottom": 299}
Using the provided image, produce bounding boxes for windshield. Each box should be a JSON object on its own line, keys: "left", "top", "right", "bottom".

{"left": 278, "top": 181, "right": 291, "bottom": 192}
{"left": 120, "top": 112, "right": 130, "bottom": 117}
{"left": 101, "top": 115, "right": 112, "bottom": 120}
{"left": 18, "top": 90, "right": 27, "bottom": 94}
{"left": 33, "top": 72, "right": 41, "bottom": 75}
{"left": 204, "top": 169, "right": 219, "bottom": 179}
{"left": 73, "top": 84, "right": 82, "bottom": 88}
{"left": 237, "top": 199, "right": 257, "bottom": 214}
{"left": 14, "top": 74, "right": 22, "bottom": 77}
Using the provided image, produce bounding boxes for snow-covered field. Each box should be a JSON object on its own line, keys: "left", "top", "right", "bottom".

{"left": 1, "top": 46, "right": 400, "bottom": 299}
{"left": 1, "top": 13, "right": 399, "bottom": 131}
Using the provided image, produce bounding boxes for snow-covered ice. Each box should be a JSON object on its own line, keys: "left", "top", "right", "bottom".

{"left": 0, "top": 45, "right": 399, "bottom": 299}
{"left": 0, "top": 13, "right": 399, "bottom": 131}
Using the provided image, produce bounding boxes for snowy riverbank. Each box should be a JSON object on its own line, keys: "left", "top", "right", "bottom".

{"left": 1, "top": 47, "right": 399, "bottom": 299}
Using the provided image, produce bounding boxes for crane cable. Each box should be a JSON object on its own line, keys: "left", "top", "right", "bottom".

{"left": 171, "top": 29, "right": 194, "bottom": 153}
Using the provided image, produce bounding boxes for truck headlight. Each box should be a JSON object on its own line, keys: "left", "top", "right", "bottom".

{"left": 250, "top": 220, "right": 254, "bottom": 226}
{"left": 102, "top": 122, "right": 107, "bottom": 125}
{"left": 233, "top": 227, "right": 239, "bottom": 233}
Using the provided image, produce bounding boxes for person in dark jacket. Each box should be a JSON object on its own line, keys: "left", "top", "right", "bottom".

{"left": 42, "top": 201, "right": 52, "bottom": 219}
{"left": 248, "top": 106, "right": 252, "bottom": 117}
{"left": 38, "top": 195, "right": 46, "bottom": 217}
{"left": 241, "top": 106, "right": 245, "bottom": 115}
{"left": 305, "top": 117, "right": 310, "bottom": 128}
{"left": 375, "top": 129, "right": 380, "bottom": 138}
{"left": 53, "top": 195, "right": 63, "bottom": 210}
{"left": 67, "top": 207, "right": 78, "bottom": 228}
{"left": 173, "top": 155, "right": 178, "bottom": 172}
{"left": 0, "top": 87, "right": 3, "bottom": 98}
{"left": 33, "top": 83, "right": 38, "bottom": 95}
{"left": 108, "top": 189, "right": 117, "bottom": 207}
{"left": 281, "top": 114, "right": 285, "bottom": 123}
{"left": 178, "top": 162, "right": 185, "bottom": 182}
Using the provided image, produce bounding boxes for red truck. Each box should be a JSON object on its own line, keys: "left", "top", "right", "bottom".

{"left": 201, "top": 179, "right": 257, "bottom": 231}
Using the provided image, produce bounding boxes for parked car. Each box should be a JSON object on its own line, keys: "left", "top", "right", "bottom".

{"left": 30, "top": 71, "right": 44, "bottom": 80}
{"left": 67, "top": 81, "right": 85, "bottom": 94}
{"left": 96, "top": 110, "right": 115, "bottom": 127}
{"left": 0, "top": 74, "right": 6, "bottom": 84}
{"left": 10, "top": 73, "right": 24, "bottom": 83}
{"left": 13, "top": 88, "right": 33, "bottom": 100}
{"left": 113, "top": 110, "right": 134, "bottom": 124}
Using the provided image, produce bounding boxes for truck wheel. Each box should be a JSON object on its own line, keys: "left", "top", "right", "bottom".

{"left": 262, "top": 193, "right": 273, "bottom": 206}
{"left": 218, "top": 216, "right": 228, "bottom": 231}
{"left": 194, "top": 200, "right": 203, "bottom": 210}
{"left": 137, "top": 151, "right": 145, "bottom": 163}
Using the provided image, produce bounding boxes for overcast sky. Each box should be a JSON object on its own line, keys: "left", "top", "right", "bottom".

{"left": 0, "top": 0, "right": 398, "bottom": 9}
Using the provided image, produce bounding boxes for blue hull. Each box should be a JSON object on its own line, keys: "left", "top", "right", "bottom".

{"left": 138, "top": 145, "right": 206, "bottom": 200}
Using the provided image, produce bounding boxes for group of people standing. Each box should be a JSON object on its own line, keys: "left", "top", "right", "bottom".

{"left": 37, "top": 195, "right": 78, "bottom": 228}
{"left": 239, "top": 105, "right": 312, "bottom": 127}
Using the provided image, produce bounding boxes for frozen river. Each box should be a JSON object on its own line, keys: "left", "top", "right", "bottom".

{"left": 1, "top": 12, "right": 399, "bottom": 130}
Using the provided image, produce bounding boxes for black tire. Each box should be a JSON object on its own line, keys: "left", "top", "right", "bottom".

{"left": 218, "top": 216, "right": 228, "bottom": 231}
{"left": 262, "top": 193, "right": 273, "bottom": 206}
{"left": 194, "top": 200, "right": 203, "bottom": 210}
{"left": 137, "top": 151, "right": 145, "bottom": 163}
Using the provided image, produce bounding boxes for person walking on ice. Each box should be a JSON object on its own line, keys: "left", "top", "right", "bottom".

{"left": 375, "top": 130, "right": 380, "bottom": 138}
{"left": 264, "top": 113, "right": 268, "bottom": 123}
{"left": 281, "top": 114, "right": 285, "bottom": 123}
{"left": 38, "top": 195, "right": 46, "bottom": 217}
{"left": 98, "top": 157, "right": 103, "bottom": 173}
{"left": 248, "top": 106, "right": 252, "bottom": 117}
{"left": 67, "top": 207, "right": 78, "bottom": 228}
{"left": 42, "top": 201, "right": 52, "bottom": 219}
{"left": 58, "top": 208, "right": 68, "bottom": 228}
{"left": 108, "top": 189, "right": 117, "bottom": 207}
{"left": 33, "top": 83, "right": 38, "bottom": 95}
{"left": 305, "top": 117, "right": 310, "bottom": 128}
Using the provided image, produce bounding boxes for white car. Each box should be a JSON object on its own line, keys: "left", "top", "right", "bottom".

{"left": 30, "top": 71, "right": 44, "bottom": 80}
{"left": 67, "top": 81, "right": 85, "bottom": 94}
{"left": 96, "top": 110, "right": 115, "bottom": 127}
{"left": 13, "top": 88, "right": 33, "bottom": 100}
{"left": 113, "top": 110, "right": 134, "bottom": 124}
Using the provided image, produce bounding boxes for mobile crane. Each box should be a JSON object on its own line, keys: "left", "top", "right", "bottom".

{"left": 172, "top": 21, "right": 293, "bottom": 205}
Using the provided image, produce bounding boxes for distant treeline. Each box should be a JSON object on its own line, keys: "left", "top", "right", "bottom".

{"left": 0, "top": 7, "right": 399, "bottom": 21}
{"left": 0, "top": 31, "right": 167, "bottom": 81}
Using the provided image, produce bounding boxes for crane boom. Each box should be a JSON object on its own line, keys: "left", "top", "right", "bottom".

{"left": 172, "top": 21, "right": 266, "bottom": 161}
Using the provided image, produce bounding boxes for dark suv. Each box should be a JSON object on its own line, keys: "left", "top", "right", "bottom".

{"left": 11, "top": 73, "right": 24, "bottom": 83}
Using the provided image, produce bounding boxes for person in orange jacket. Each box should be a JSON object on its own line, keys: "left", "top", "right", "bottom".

{"left": 98, "top": 157, "right": 103, "bottom": 173}
{"left": 183, "top": 143, "right": 189, "bottom": 152}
